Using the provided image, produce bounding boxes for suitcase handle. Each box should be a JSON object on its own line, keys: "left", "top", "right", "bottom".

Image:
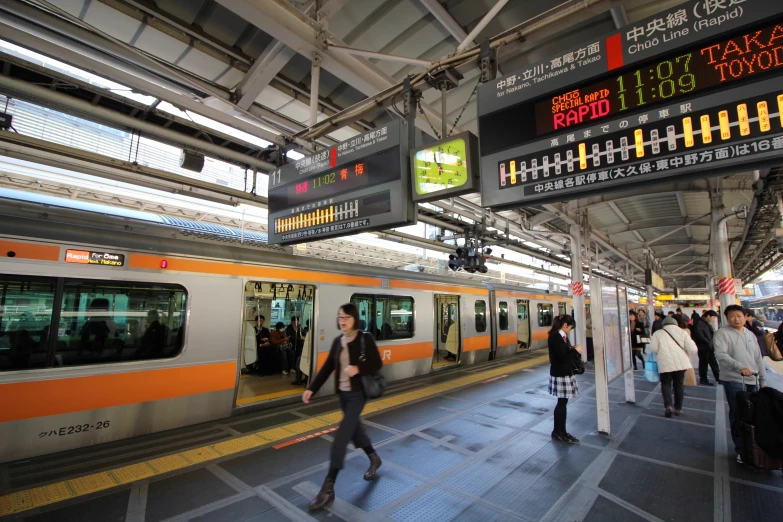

{"left": 741, "top": 372, "right": 759, "bottom": 387}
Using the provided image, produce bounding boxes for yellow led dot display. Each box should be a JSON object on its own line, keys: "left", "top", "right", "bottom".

{"left": 719, "top": 110, "right": 730, "bottom": 140}
{"left": 509, "top": 160, "right": 517, "bottom": 185}
{"left": 758, "top": 101, "right": 770, "bottom": 132}
{"left": 737, "top": 104, "right": 750, "bottom": 136}
{"left": 578, "top": 143, "right": 587, "bottom": 169}
{"left": 634, "top": 129, "right": 644, "bottom": 158}
{"left": 683, "top": 117, "right": 694, "bottom": 148}
{"left": 699, "top": 115, "right": 711, "bottom": 144}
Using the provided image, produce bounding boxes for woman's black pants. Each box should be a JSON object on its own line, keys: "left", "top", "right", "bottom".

{"left": 660, "top": 370, "right": 686, "bottom": 410}
{"left": 632, "top": 349, "right": 645, "bottom": 370}
{"left": 554, "top": 398, "right": 568, "bottom": 434}
{"left": 330, "top": 391, "right": 371, "bottom": 470}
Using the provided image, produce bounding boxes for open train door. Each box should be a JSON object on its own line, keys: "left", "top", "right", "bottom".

{"left": 516, "top": 299, "right": 531, "bottom": 351}
{"left": 432, "top": 294, "right": 460, "bottom": 369}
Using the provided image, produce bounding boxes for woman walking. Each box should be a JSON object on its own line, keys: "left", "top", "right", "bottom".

{"left": 649, "top": 316, "right": 698, "bottom": 417}
{"left": 630, "top": 311, "right": 646, "bottom": 371}
{"left": 303, "top": 303, "right": 383, "bottom": 511}
{"left": 548, "top": 315, "right": 584, "bottom": 443}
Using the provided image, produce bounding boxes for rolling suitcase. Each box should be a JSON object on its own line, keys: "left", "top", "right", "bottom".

{"left": 736, "top": 374, "right": 783, "bottom": 473}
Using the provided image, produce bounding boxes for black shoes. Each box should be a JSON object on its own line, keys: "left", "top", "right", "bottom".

{"left": 309, "top": 477, "right": 335, "bottom": 511}
{"left": 363, "top": 452, "right": 382, "bottom": 481}
{"left": 665, "top": 407, "right": 673, "bottom": 418}
{"left": 551, "top": 431, "right": 579, "bottom": 443}
{"left": 700, "top": 380, "right": 714, "bottom": 386}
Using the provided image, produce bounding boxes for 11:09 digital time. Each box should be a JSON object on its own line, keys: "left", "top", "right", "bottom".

{"left": 616, "top": 54, "right": 696, "bottom": 110}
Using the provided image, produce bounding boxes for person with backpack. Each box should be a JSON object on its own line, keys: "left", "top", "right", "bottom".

{"left": 650, "top": 316, "right": 698, "bottom": 417}
{"left": 547, "top": 315, "right": 584, "bottom": 443}
{"left": 714, "top": 305, "right": 767, "bottom": 464}
{"left": 692, "top": 310, "right": 720, "bottom": 386}
{"left": 303, "top": 303, "right": 383, "bottom": 511}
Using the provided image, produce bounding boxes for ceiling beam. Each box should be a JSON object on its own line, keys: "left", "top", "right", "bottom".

{"left": 235, "top": 40, "right": 297, "bottom": 110}
{"left": 607, "top": 201, "right": 630, "bottom": 224}
{"left": 215, "top": 0, "right": 459, "bottom": 138}
{"left": 417, "top": 0, "right": 472, "bottom": 45}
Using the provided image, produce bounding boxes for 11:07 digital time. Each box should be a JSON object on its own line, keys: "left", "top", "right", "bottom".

{"left": 616, "top": 53, "right": 696, "bottom": 111}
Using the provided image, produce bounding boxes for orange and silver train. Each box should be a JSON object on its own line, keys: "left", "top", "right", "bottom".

{"left": 0, "top": 189, "right": 572, "bottom": 462}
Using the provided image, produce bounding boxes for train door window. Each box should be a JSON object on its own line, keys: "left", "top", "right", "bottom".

{"left": 538, "top": 304, "right": 553, "bottom": 327}
{"left": 350, "top": 294, "right": 413, "bottom": 340}
{"left": 517, "top": 300, "right": 530, "bottom": 351}
{"left": 558, "top": 302, "right": 568, "bottom": 317}
{"left": 475, "top": 300, "right": 487, "bottom": 332}
{"left": 237, "top": 282, "right": 315, "bottom": 406}
{"left": 433, "top": 295, "right": 460, "bottom": 368}
{"left": 55, "top": 280, "right": 187, "bottom": 367}
{"left": 351, "top": 295, "right": 373, "bottom": 332}
{"left": 0, "top": 275, "right": 57, "bottom": 371}
{"left": 498, "top": 301, "right": 509, "bottom": 330}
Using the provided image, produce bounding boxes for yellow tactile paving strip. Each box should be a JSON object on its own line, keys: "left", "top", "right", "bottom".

{"left": 0, "top": 354, "right": 548, "bottom": 517}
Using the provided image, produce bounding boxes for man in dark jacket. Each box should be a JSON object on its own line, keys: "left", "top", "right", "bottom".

{"left": 652, "top": 312, "right": 664, "bottom": 334}
{"left": 692, "top": 311, "right": 720, "bottom": 385}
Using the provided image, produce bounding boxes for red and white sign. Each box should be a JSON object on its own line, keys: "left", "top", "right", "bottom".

{"left": 718, "top": 276, "right": 735, "bottom": 296}
{"left": 571, "top": 282, "right": 584, "bottom": 296}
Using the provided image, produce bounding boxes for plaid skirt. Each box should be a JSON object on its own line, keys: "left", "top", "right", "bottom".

{"left": 548, "top": 375, "right": 578, "bottom": 398}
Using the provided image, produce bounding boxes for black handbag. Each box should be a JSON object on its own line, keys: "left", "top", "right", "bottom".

{"left": 571, "top": 350, "right": 586, "bottom": 375}
{"left": 359, "top": 332, "right": 386, "bottom": 399}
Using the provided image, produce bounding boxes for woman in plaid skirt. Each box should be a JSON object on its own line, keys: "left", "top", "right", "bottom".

{"left": 548, "top": 315, "right": 584, "bottom": 443}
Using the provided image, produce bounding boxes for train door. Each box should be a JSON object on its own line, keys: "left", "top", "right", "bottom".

{"left": 558, "top": 302, "right": 568, "bottom": 317}
{"left": 432, "top": 294, "right": 460, "bottom": 368}
{"left": 236, "top": 281, "right": 315, "bottom": 406}
{"left": 516, "top": 299, "right": 530, "bottom": 351}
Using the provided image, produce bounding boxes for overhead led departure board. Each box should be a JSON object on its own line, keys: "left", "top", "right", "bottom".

{"left": 267, "top": 120, "right": 415, "bottom": 245}
{"left": 478, "top": 0, "right": 783, "bottom": 210}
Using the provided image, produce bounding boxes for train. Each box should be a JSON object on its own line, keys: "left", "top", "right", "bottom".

{"left": 0, "top": 189, "right": 573, "bottom": 462}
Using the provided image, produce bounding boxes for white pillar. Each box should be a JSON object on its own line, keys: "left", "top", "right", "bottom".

{"left": 711, "top": 187, "right": 735, "bottom": 311}
{"left": 570, "top": 224, "right": 587, "bottom": 362}
{"left": 309, "top": 53, "right": 322, "bottom": 127}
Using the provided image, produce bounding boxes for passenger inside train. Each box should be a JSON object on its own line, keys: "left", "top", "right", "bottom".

{"left": 237, "top": 281, "right": 314, "bottom": 404}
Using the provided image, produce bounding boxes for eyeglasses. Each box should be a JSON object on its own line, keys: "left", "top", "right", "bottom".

{"left": 337, "top": 315, "right": 352, "bottom": 321}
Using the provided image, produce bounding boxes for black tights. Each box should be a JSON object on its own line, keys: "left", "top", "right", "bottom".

{"left": 632, "top": 350, "right": 645, "bottom": 370}
{"left": 554, "top": 398, "right": 568, "bottom": 434}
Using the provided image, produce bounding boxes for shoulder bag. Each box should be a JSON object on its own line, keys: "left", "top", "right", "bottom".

{"left": 571, "top": 349, "right": 586, "bottom": 375}
{"left": 359, "top": 333, "right": 387, "bottom": 399}
{"left": 661, "top": 328, "right": 697, "bottom": 386}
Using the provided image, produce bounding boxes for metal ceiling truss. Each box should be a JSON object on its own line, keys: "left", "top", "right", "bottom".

{"left": 735, "top": 167, "right": 783, "bottom": 283}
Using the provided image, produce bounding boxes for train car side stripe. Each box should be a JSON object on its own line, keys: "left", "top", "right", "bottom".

{"left": 497, "top": 333, "right": 518, "bottom": 346}
{"left": 128, "top": 254, "right": 382, "bottom": 287}
{"left": 389, "top": 280, "right": 487, "bottom": 295}
{"left": 0, "top": 240, "right": 60, "bottom": 261}
{"left": 532, "top": 330, "right": 548, "bottom": 341}
{"left": 0, "top": 362, "right": 236, "bottom": 422}
{"left": 463, "top": 336, "right": 491, "bottom": 352}
{"left": 315, "top": 341, "right": 435, "bottom": 371}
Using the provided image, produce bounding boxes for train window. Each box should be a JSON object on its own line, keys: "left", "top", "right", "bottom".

{"left": 475, "top": 300, "right": 487, "bottom": 332}
{"left": 538, "top": 304, "right": 553, "bottom": 327}
{"left": 54, "top": 280, "right": 187, "bottom": 367}
{"left": 499, "top": 301, "right": 509, "bottom": 331}
{"left": 350, "top": 294, "right": 414, "bottom": 340}
{"left": 0, "top": 275, "right": 58, "bottom": 371}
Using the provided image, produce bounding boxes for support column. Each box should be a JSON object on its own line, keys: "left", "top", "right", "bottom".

{"left": 710, "top": 179, "right": 735, "bottom": 311}
{"left": 646, "top": 285, "right": 655, "bottom": 328}
{"left": 309, "top": 53, "right": 322, "bottom": 127}
{"left": 570, "top": 224, "right": 587, "bottom": 361}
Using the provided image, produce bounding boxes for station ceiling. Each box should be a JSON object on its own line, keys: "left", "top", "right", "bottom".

{"left": 0, "top": 0, "right": 777, "bottom": 292}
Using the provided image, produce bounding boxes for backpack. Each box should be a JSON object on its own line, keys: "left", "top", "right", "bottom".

{"left": 763, "top": 331, "right": 783, "bottom": 361}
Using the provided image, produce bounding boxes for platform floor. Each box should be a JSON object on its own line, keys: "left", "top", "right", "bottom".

{"left": 2, "top": 350, "right": 782, "bottom": 522}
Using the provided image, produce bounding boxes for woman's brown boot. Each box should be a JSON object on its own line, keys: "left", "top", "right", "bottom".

{"left": 309, "top": 477, "right": 335, "bottom": 511}
{"left": 363, "top": 452, "right": 382, "bottom": 481}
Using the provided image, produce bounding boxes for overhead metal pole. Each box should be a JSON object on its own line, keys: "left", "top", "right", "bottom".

{"left": 327, "top": 45, "right": 432, "bottom": 67}
{"left": 441, "top": 86, "right": 448, "bottom": 139}
{"left": 457, "top": 0, "right": 511, "bottom": 52}
{"left": 418, "top": 0, "right": 473, "bottom": 45}
{"left": 0, "top": 75, "right": 275, "bottom": 172}
{"left": 309, "top": 53, "right": 322, "bottom": 127}
{"left": 646, "top": 212, "right": 711, "bottom": 246}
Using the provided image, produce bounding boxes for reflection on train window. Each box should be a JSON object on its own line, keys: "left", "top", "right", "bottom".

{"left": 350, "top": 294, "right": 414, "bottom": 340}
{"left": 55, "top": 280, "right": 187, "bottom": 367}
{"left": 538, "top": 303, "right": 553, "bottom": 327}
{"left": 499, "top": 301, "right": 509, "bottom": 330}
{"left": 558, "top": 302, "right": 568, "bottom": 317}
{"left": 475, "top": 300, "right": 487, "bottom": 332}
{"left": 0, "top": 275, "right": 57, "bottom": 371}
